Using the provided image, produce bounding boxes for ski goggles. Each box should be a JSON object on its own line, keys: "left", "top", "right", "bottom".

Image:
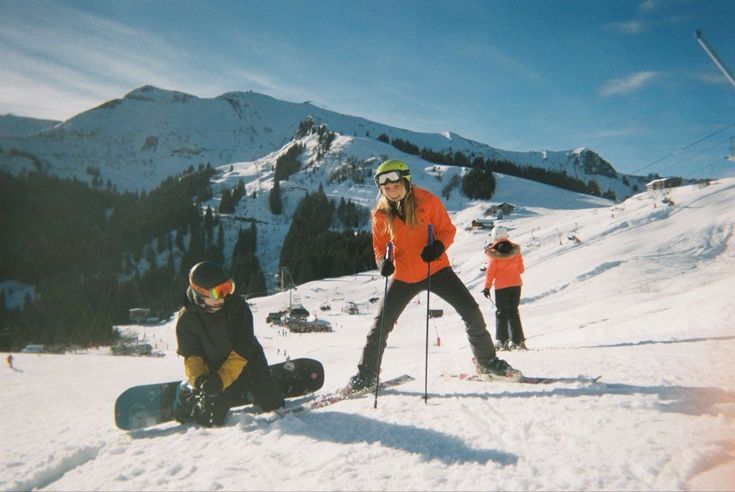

{"left": 374, "top": 170, "right": 407, "bottom": 186}
{"left": 192, "top": 279, "right": 236, "bottom": 300}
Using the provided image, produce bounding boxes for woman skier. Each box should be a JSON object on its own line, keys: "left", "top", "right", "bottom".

{"left": 347, "top": 159, "right": 521, "bottom": 392}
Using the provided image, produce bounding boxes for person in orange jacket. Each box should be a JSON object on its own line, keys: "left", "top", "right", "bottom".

{"left": 347, "top": 160, "right": 521, "bottom": 391}
{"left": 482, "top": 226, "right": 527, "bottom": 350}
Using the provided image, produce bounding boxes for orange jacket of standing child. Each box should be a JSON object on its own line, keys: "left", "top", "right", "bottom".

{"left": 484, "top": 240, "right": 524, "bottom": 290}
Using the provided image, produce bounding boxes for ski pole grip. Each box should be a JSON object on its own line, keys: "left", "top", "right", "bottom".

{"left": 386, "top": 241, "right": 394, "bottom": 262}
{"left": 427, "top": 224, "right": 434, "bottom": 245}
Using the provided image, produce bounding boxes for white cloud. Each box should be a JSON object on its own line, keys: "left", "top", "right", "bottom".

{"left": 637, "top": 0, "right": 660, "bottom": 15}
{"left": 599, "top": 71, "right": 660, "bottom": 97}
{"left": 590, "top": 126, "right": 646, "bottom": 138}
{"left": 0, "top": 4, "right": 207, "bottom": 118}
{"left": 605, "top": 19, "right": 648, "bottom": 34}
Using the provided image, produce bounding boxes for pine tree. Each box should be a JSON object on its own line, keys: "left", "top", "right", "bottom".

{"left": 269, "top": 180, "right": 283, "bottom": 215}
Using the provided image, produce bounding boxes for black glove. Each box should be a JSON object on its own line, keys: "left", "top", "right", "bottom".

{"left": 378, "top": 258, "right": 395, "bottom": 277}
{"left": 194, "top": 393, "right": 228, "bottom": 427}
{"left": 420, "top": 240, "right": 445, "bottom": 262}
{"left": 195, "top": 373, "right": 223, "bottom": 396}
{"left": 482, "top": 288, "right": 491, "bottom": 299}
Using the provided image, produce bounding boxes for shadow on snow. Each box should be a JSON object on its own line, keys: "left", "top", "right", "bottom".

{"left": 425, "top": 382, "right": 735, "bottom": 418}
{"left": 267, "top": 409, "right": 519, "bottom": 466}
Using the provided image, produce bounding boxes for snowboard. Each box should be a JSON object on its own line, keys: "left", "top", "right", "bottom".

{"left": 115, "top": 358, "right": 324, "bottom": 430}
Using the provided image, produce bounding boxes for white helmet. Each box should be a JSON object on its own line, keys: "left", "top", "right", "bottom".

{"left": 492, "top": 225, "right": 509, "bottom": 242}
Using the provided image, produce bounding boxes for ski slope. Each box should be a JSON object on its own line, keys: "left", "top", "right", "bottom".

{"left": 2, "top": 178, "right": 734, "bottom": 491}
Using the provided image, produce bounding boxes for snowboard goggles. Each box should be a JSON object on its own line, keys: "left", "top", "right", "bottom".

{"left": 374, "top": 170, "right": 407, "bottom": 186}
{"left": 192, "top": 279, "right": 236, "bottom": 300}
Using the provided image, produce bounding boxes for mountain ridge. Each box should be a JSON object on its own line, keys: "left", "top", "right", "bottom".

{"left": 0, "top": 85, "right": 648, "bottom": 197}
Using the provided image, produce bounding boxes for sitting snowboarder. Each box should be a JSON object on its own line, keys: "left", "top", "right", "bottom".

{"left": 173, "top": 261, "right": 284, "bottom": 426}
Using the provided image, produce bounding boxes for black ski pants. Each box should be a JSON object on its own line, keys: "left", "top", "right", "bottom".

{"left": 357, "top": 266, "right": 496, "bottom": 378}
{"left": 494, "top": 286, "right": 525, "bottom": 344}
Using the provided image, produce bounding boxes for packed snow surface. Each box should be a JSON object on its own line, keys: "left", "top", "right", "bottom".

{"left": 2, "top": 178, "right": 735, "bottom": 491}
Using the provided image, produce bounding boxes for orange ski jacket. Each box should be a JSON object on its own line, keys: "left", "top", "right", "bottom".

{"left": 372, "top": 186, "right": 455, "bottom": 284}
{"left": 484, "top": 240, "right": 524, "bottom": 290}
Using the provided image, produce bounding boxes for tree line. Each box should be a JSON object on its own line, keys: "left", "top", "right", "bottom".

{"left": 279, "top": 185, "right": 373, "bottom": 286}
{"left": 378, "top": 133, "right": 618, "bottom": 200}
{"left": 0, "top": 166, "right": 266, "bottom": 351}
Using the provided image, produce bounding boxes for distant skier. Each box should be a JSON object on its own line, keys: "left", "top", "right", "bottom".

{"left": 482, "top": 226, "right": 527, "bottom": 350}
{"left": 173, "top": 261, "right": 283, "bottom": 426}
{"left": 346, "top": 159, "right": 521, "bottom": 392}
{"left": 6, "top": 354, "right": 14, "bottom": 369}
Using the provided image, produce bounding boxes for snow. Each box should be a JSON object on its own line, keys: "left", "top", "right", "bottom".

{"left": 2, "top": 178, "right": 735, "bottom": 491}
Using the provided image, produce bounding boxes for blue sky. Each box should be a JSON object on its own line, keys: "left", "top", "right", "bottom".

{"left": 1, "top": 0, "right": 734, "bottom": 179}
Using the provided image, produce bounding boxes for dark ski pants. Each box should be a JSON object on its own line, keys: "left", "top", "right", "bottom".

{"left": 357, "top": 266, "right": 496, "bottom": 378}
{"left": 494, "top": 286, "right": 525, "bottom": 344}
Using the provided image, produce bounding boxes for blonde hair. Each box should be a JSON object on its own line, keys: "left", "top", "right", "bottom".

{"left": 372, "top": 181, "right": 417, "bottom": 237}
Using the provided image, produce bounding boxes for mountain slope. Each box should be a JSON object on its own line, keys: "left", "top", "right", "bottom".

{"left": 196, "top": 128, "right": 615, "bottom": 289}
{"left": 0, "top": 85, "right": 647, "bottom": 197}
{"left": 2, "top": 177, "right": 733, "bottom": 491}
{"left": 0, "top": 114, "right": 60, "bottom": 138}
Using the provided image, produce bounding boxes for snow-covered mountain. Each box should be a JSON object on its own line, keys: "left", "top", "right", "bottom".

{"left": 0, "top": 85, "right": 647, "bottom": 197}
{"left": 173, "top": 127, "right": 615, "bottom": 290}
{"left": 0, "top": 114, "right": 60, "bottom": 138}
{"left": 2, "top": 176, "right": 733, "bottom": 491}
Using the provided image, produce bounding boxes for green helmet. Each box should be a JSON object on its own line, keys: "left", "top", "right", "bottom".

{"left": 374, "top": 159, "right": 411, "bottom": 186}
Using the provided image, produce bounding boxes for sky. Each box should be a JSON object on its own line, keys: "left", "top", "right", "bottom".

{"left": 1, "top": 0, "right": 734, "bottom": 179}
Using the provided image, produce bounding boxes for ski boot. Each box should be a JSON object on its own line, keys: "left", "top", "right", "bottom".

{"left": 342, "top": 373, "right": 377, "bottom": 395}
{"left": 476, "top": 357, "right": 523, "bottom": 382}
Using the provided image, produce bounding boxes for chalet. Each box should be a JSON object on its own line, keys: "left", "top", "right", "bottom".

{"left": 485, "top": 203, "right": 515, "bottom": 217}
{"left": 287, "top": 318, "right": 333, "bottom": 333}
{"left": 288, "top": 305, "right": 310, "bottom": 320}
{"left": 646, "top": 178, "right": 675, "bottom": 192}
{"left": 128, "top": 308, "right": 151, "bottom": 323}
{"left": 471, "top": 219, "right": 494, "bottom": 230}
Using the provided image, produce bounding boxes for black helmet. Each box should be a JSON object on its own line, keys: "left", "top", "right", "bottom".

{"left": 188, "top": 261, "right": 235, "bottom": 312}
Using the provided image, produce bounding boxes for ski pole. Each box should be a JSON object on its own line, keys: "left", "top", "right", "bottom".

{"left": 424, "top": 224, "right": 433, "bottom": 404}
{"left": 374, "top": 241, "right": 393, "bottom": 409}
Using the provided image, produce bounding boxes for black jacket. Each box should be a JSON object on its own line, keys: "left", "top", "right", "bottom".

{"left": 176, "top": 293, "right": 271, "bottom": 390}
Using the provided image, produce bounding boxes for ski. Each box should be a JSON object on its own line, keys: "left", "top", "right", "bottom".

{"left": 251, "top": 374, "right": 416, "bottom": 418}
{"left": 443, "top": 372, "right": 601, "bottom": 385}
{"left": 310, "top": 373, "right": 415, "bottom": 410}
